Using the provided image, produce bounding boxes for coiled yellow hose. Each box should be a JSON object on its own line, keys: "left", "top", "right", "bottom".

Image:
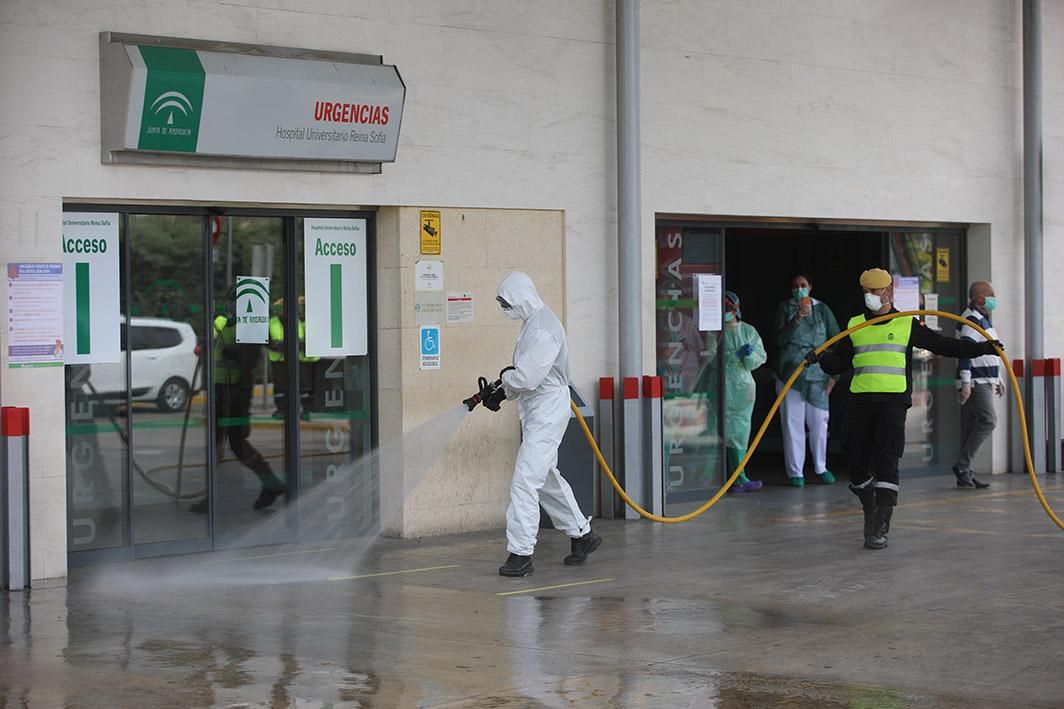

{"left": 571, "top": 309, "right": 1064, "bottom": 530}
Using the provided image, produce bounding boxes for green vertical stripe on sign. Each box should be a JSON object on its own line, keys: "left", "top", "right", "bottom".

{"left": 137, "top": 46, "right": 206, "bottom": 153}
{"left": 330, "top": 264, "right": 343, "bottom": 347}
{"left": 76, "top": 262, "right": 91, "bottom": 355}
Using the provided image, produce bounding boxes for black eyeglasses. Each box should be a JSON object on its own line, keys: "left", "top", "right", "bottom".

{"left": 496, "top": 296, "right": 512, "bottom": 310}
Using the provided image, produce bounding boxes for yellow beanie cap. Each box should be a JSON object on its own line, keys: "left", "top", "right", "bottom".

{"left": 859, "top": 268, "right": 892, "bottom": 289}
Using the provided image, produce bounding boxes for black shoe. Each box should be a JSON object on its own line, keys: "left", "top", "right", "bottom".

{"left": 499, "top": 553, "right": 534, "bottom": 577}
{"left": 864, "top": 506, "right": 893, "bottom": 550}
{"left": 850, "top": 484, "right": 878, "bottom": 539}
{"left": 862, "top": 503, "right": 878, "bottom": 539}
{"left": 563, "top": 531, "right": 602, "bottom": 566}
{"left": 253, "top": 486, "right": 285, "bottom": 510}
{"left": 969, "top": 476, "right": 990, "bottom": 489}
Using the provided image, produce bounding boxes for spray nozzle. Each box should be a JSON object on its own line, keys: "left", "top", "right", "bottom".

{"left": 463, "top": 375, "right": 506, "bottom": 412}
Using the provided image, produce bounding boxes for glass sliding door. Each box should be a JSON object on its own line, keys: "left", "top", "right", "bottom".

{"left": 294, "top": 217, "right": 377, "bottom": 542}
{"left": 656, "top": 223, "right": 726, "bottom": 510}
{"left": 127, "top": 215, "right": 210, "bottom": 549}
{"left": 209, "top": 216, "right": 290, "bottom": 547}
{"left": 889, "top": 231, "right": 965, "bottom": 477}
{"left": 66, "top": 207, "right": 378, "bottom": 564}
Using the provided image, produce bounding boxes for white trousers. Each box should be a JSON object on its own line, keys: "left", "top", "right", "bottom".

{"left": 776, "top": 378, "right": 830, "bottom": 479}
{"left": 505, "top": 413, "right": 591, "bottom": 557}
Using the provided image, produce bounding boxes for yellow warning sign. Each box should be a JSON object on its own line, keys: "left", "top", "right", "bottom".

{"left": 420, "top": 210, "right": 441, "bottom": 255}
{"left": 936, "top": 247, "right": 950, "bottom": 283}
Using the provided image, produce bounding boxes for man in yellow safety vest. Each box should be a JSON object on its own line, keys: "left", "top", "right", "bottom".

{"left": 811, "top": 268, "right": 1001, "bottom": 550}
{"left": 268, "top": 296, "right": 319, "bottom": 420}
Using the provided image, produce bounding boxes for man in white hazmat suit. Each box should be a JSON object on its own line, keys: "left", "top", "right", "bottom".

{"left": 495, "top": 272, "right": 602, "bottom": 578}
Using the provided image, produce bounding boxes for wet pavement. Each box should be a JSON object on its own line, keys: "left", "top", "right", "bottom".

{"left": 3, "top": 473, "right": 1063, "bottom": 707}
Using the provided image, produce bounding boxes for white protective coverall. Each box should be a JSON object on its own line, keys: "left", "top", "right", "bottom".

{"left": 498, "top": 272, "right": 592, "bottom": 557}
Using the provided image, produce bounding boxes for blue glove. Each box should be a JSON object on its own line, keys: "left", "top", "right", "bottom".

{"left": 737, "top": 343, "right": 754, "bottom": 359}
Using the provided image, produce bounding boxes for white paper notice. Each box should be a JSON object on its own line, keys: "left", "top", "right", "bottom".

{"left": 7, "top": 263, "right": 64, "bottom": 368}
{"left": 924, "top": 293, "right": 939, "bottom": 330}
{"left": 696, "top": 274, "right": 722, "bottom": 331}
{"left": 447, "top": 292, "right": 474, "bottom": 323}
{"left": 894, "top": 276, "right": 920, "bottom": 312}
{"left": 415, "top": 260, "right": 444, "bottom": 291}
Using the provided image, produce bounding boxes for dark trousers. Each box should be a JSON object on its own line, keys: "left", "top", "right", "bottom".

{"left": 271, "top": 361, "right": 314, "bottom": 413}
{"left": 844, "top": 402, "right": 907, "bottom": 507}
{"left": 215, "top": 384, "right": 276, "bottom": 484}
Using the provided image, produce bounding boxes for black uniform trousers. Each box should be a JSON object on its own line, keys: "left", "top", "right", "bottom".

{"left": 843, "top": 401, "right": 907, "bottom": 507}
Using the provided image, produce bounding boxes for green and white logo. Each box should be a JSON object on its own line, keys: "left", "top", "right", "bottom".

{"left": 235, "top": 276, "right": 270, "bottom": 344}
{"left": 137, "top": 46, "right": 205, "bottom": 153}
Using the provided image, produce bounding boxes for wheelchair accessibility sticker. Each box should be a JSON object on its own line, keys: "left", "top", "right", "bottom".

{"left": 420, "top": 325, "right": 440, "bottom": 370}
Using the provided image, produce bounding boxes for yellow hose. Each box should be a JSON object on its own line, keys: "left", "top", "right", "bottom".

{"left": 571, "top": 309, "right": 1064, "bottom": 530}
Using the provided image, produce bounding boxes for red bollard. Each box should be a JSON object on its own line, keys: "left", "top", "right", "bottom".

{"left": 2, "top": 406, "right": 31, "bottom": 590}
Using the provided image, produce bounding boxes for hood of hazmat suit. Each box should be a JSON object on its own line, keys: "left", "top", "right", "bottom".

{"left": 496, "top": 272, "right": 589, "bottom": 556}
{"left": 723, "top": 320, "right": 767, "bottom": 450}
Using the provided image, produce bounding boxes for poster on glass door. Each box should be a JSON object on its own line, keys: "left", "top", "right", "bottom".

{"left": 62, "top": 212, "right": 121, "bottom": 364}
{"left": 303, "top": 218, "right": 368, "bottom": 357}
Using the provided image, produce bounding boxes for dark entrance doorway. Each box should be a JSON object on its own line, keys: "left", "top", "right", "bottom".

{"left": 723, "top": 227, "right": 884, "bottom": 483}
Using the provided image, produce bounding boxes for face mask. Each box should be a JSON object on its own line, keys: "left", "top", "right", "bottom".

{"left": 864, "top": 293, "right": 884, "bottom": 312}
{"left": 983, "top": 296, "right": 997, "bottom": 312}
{"left": 503, "top": 308, "right": 522, "bottom": 321}
{"left": 724, "top": 311, "right": 735, "bottom": 323}
{"left": 793, "top": 287, "right": 809, "bottom": 301}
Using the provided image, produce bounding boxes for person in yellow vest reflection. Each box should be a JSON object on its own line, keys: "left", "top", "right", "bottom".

{"left": 268, "top": 296, "right": 319, "bottom": 421}
{"left": 812, "top": 269, "right": 1001, "bottom": 550}
{"left": 191, "top": 312, "right": 286, "bottom": 513}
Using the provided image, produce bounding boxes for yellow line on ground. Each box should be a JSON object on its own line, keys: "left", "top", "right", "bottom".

{"left": 329, "top": 564, "right": 462, "bottom": 581}
{"left": 205, "top": 547, "right": 335, "bottom": 563}
{"left": 497, "top": 578, "right": 615, "bottom": 596}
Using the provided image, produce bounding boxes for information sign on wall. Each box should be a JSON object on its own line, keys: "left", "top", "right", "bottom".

{"left": 420, "top": 210, "right": 441, "bottom": 255}
{"left": 7, "top": 263, "right": 64, "bottom": 368}
{"left": 101, "top": 34, "right": 406, "bottom": 165}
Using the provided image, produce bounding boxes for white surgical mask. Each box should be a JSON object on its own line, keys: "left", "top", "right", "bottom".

{"left": 503, "top": 308, "right": 522, "bottom": 320}
{"left": 793, "top": 287, "right": 809, "bottom": 301}
{"left": 864, "top": 293, "right": 884, "bottom": 311}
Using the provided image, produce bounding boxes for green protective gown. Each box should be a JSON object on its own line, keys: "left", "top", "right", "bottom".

{"left": 771, "top": 298, "right": 840, "bottom": 410}
{"left": 723, "top": 320, "right": 767, "bottom": 451}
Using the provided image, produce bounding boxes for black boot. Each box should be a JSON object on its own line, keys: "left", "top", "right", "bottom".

{"left": 850, "top": 484, "right": 877, "bottom": 539}
{"left": 864, "top": 505, "right": 893, "bottom": 550}
{"left": 563, "top": 531, "right": 602, "bottom": 566}
{"left": 499, "top": 553, "right": 534, "bottom": 577}
{"left": 253, "top": 479, "right": 286, "bottom": 510}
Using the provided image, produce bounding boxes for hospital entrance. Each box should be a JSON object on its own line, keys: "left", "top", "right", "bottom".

{"left": 655, "top": 218, "right": 967, "bottom": 511}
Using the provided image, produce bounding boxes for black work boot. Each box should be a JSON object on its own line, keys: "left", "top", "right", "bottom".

{"left": 253, "top": 482, "right": 286, "bottom": 510}
{"left": 499, "top": 553, "right": 534, "bottom": 577}
{"left": 864, "top": 506, "right": 894, "bottom": 550}
{"left": 850, "top": 484, "right": 877, "bottom": 539}
{"left": 563, "top": 531, "right": 602, "bottom": 566}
